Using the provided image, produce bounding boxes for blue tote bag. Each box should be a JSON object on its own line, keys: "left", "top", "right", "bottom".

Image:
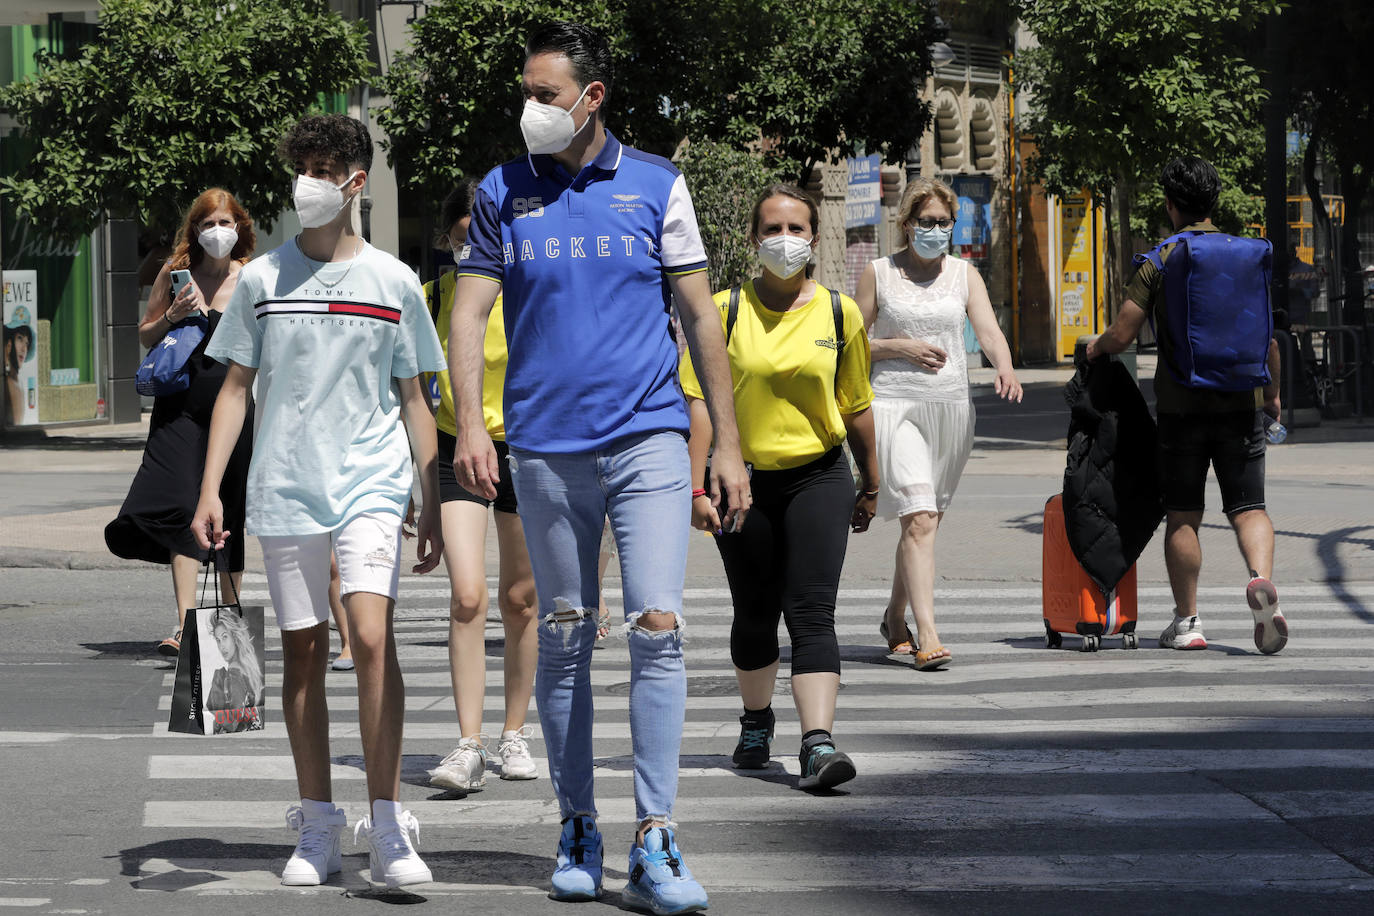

{"left": 135, "top": 314, "right": 208, "bottom": 397}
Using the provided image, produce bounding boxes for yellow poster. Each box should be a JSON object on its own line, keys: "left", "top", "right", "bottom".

{"left": 1057, "top": 193, "right": 1106, "bottom": 359}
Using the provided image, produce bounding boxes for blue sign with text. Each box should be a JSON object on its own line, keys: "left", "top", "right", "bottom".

{"left": 844, "top": 155, "right": 882, "bottom": 229}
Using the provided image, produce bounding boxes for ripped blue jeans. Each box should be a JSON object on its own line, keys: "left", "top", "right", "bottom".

{"left": 507, "top": 431, "right": 690, "bottom": 823}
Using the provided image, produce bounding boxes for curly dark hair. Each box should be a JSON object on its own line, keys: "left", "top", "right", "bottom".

{"left": 1160, "top": 156, "right": 1220, "bottom": 220}
{"left": 277, "top": 114, "right": 373, "bottom": 174}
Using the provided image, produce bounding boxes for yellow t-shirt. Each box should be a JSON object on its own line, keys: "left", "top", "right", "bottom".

{"left": 424, "top": 271, "right": 507, "bottom": 439}
{"left": 679, "top": 280, "right": 873, "bottom": 471}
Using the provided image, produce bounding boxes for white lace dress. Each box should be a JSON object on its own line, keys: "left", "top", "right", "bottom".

{"left": 869, "top": 254, "right": 977, "bottom": 518}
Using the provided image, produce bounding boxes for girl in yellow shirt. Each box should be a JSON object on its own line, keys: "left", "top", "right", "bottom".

{"left": 424, "top": 182, "right": 539, "bottom": 793}
{"left": 682, "top": 184, "right": 879, "bottom": 791}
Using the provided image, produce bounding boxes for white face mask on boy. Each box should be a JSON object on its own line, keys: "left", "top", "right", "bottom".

{"left": 292, "top": 171, "right": 360, "bottom": 229}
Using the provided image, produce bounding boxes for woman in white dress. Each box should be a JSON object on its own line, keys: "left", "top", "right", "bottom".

{"left": 854, "top": 177, "right": 1022, "bottom": 670}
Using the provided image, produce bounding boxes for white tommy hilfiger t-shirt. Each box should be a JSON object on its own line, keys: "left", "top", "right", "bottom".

{"left": 206, "top": 240, "right": 446, "bottom": 536}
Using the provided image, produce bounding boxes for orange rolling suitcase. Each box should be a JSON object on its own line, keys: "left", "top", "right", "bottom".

{"left": 1042, "top": 494, "right": 1139, "bottom": 652}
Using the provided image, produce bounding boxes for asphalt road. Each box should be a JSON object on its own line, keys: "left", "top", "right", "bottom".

{"left": 2, "top": 363, "right": 1373, "bottom": 914}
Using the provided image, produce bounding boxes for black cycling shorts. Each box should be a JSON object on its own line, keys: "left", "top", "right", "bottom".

{"left": 437, "top": 430, "right": 518, "bottom": 514}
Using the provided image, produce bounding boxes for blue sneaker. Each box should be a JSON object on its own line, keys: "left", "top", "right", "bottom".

{"left": 550, "top": 814, "right": 602, "bottom": 901}
{"left": 622, "top": 826, "right": 708, "bottom": 915}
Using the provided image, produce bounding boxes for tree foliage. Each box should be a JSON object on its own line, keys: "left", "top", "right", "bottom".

{"left": 1016, "top": 0, "right": 1276, "bottom": 203}
{"left": 0, "top": 0, "right": 371, "bottom": 243}
{"left": 1015, "top": 0, "right": 1277, "bottom": 306}
{"left": 623, "top": 0, "right": 944, "bottom": 183}
{"left": 378, "top": 0, "right": 942, "bottom": 197}
{"left": 376, "top": 0, "right": 625, "bottom": 196}
{"left": 676, "top": 140, "right": 786, "bottom": 292}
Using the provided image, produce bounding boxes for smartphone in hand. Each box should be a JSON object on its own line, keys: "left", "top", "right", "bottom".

{"left": 170, "top": 269, "right": 193, "bottom": 297}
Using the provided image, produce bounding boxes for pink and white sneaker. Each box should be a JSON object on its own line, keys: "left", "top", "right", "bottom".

{"left": 1247, "top": 577, "right": 1288, "bottom": 655}
{"left": 1158, "top": 614, "right": 1207, "bottom": 650}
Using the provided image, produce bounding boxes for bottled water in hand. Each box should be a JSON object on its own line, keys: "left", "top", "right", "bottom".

{"left": 1265, "top": 417, "right": 1287, "bottom": 445}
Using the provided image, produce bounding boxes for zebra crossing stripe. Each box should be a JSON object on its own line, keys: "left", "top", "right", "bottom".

{"left": 148, "top": 716, "right": 1374, "bottom": 741}
{"left": 276, "top": 638, "right": 1374, "bottom": 661}
{"left": 235, "top": 575, "right": 1374, "bottom": 602}
{"left": 151, "top": 683, "right": 1374, "bottom": 714}
{"left": 144, "top": 750, "right": 1374, "bottom": 783}
{"left": 162, "top": 654, "right": 1374, "bottom": 691}
{"left": 121, "top": 850, "right": 1374, "bottom": 893}
{"left": 140, "top": 789, "right": 1374, "bottom": 829}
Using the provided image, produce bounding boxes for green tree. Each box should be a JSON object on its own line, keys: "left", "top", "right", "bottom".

{"left": 378, "top": 0, "right": 943, "bottom": 194}
{"left": 1015, "top": 0, "right": 1278, "bottom": 306}
{"left": 622, "top": 0, "right": 944, "bottom": 184}
{"left": 676, "top": 140, "right": 786, "bottom": 291}
{"left": 0, "top": 0, "right": 371, "bottom": 243}
{"left": 377, "top": 0, "right": 625, "bottom": 198}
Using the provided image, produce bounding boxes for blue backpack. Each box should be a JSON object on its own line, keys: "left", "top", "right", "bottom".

{"left": 135, "top": 314, "right": 208, "bottom": 396}
{"left": 1138, "top": 230, "right": 1273, "bottom": 391}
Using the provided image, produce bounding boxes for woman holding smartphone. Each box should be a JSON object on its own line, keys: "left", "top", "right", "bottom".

{"left": 681, "top": 183, "right": 878, "bottom": 791}
{"left": 106, "top": 188, "right": 256, "bottom": 656}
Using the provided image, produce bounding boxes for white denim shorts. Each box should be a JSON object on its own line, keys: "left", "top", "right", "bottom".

{"left": 259, "top": 510, "right": 404, "bottom": 631}
{"left": 872, "top": 396, "right": 975, "bottom": 519}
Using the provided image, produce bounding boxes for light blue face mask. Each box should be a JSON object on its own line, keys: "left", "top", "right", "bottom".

{"left": 909, "top": 225, "right": 951, "bottom": 260}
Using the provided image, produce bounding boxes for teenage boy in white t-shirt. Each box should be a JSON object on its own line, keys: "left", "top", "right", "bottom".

{"left": 192, "top": 114, "right": 447, "bottom": 889}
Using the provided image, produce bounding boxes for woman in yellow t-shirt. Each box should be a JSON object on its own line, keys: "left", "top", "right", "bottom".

{"left": 682, "top": 184, "right": 879, "bottom": 792}
{"left": 424, "top": 181, "right": 540, "bottom": 793}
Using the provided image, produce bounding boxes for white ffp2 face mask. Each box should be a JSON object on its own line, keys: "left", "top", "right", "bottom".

{"left": 757, "top": 234, "right": 814, "bottom": 279}
{"left": 292, "top": 171, "right": 360, "bottom": 229}
{"left": 197, "top": 225, "right": 238, "bottom": 259}
{"left": 520, "top": 83, "right": 592, "bottom": 156}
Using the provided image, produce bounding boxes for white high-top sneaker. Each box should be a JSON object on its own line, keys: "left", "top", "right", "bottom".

{"left": 354, "top": 810, "right": 433, "bottom": 888}
{"left": 281, "top": 804, "right": 346, "bottom": 886}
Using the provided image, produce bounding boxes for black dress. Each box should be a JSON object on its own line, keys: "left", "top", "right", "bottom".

{"left": 105, "top": 309, "right": 253, "bottom": 571}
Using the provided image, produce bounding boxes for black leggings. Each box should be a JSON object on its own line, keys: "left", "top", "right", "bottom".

{"left": 715, "top": 447, "right": 852, "bottom": 676}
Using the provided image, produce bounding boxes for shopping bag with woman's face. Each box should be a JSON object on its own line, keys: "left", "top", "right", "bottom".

{"left": 168, "top": 555, "right": 266, "bottom": 735}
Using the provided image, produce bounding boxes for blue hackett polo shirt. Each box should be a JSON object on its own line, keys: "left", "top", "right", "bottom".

{"left": 458, "top": 130, "right": 708, "bottom": 453}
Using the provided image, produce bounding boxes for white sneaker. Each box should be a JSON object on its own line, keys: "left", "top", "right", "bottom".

{"left": 429, "top": 735, "right": 488, "bottom": 793}
{"left": 1247, "top": 577, "right": 1288, "bottom": 655}
{"left": 1159, "top": 614, "right": 1207, "bottom": 650}
{"left": 495, "top": 726, "right": 539, "bottom": 780}
{"left": 281, "top": 804, "right": 345, "bottom": 886}
{"left": 354, "top": 811, "right": 433, "bottom": 888}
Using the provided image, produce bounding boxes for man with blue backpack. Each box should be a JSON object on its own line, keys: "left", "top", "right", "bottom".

{"left": 1087, "top": 156, "right": 1286, "bottom": 655}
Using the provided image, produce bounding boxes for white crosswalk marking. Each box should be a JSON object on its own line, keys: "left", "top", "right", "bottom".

{"left": 138, "top": 577, "right": 1374, "bottom": 902}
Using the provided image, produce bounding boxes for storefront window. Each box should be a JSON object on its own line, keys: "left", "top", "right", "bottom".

{"left": 1, "top": 21, "right": 103, "bottom": 427}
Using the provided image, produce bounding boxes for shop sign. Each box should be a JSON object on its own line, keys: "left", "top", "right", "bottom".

{"left": 951, "top": 175, "right": 993, "bottom": 261}
{"left": 3, "top": 270, "right": 39, "bottom": 426}
{"left": 844, "top": 155, "right": 882, "bottom": 228}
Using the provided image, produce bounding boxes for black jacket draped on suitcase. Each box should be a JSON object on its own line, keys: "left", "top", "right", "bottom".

{"left": 1061, "top": 358, "right": 1165, "bottom": 597}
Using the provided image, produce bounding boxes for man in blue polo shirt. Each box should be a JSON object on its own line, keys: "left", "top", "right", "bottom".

{"left": 447, "top": 20, "right": 748, "bottom": 916}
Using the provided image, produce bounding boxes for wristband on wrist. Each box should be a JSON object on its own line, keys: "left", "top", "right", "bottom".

{"left": 691, "top": 488, "right": 708, "bottom": 498}
{"left": 861, "top": 488, "right": 880, "bottom": 497}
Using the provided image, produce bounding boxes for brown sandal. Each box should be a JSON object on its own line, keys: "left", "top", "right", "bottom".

{"left": 879, "top": 619, "right": 915, "bottom": 656}
{"left": 914, "top": 645, "right": 952, "bottom": 671}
